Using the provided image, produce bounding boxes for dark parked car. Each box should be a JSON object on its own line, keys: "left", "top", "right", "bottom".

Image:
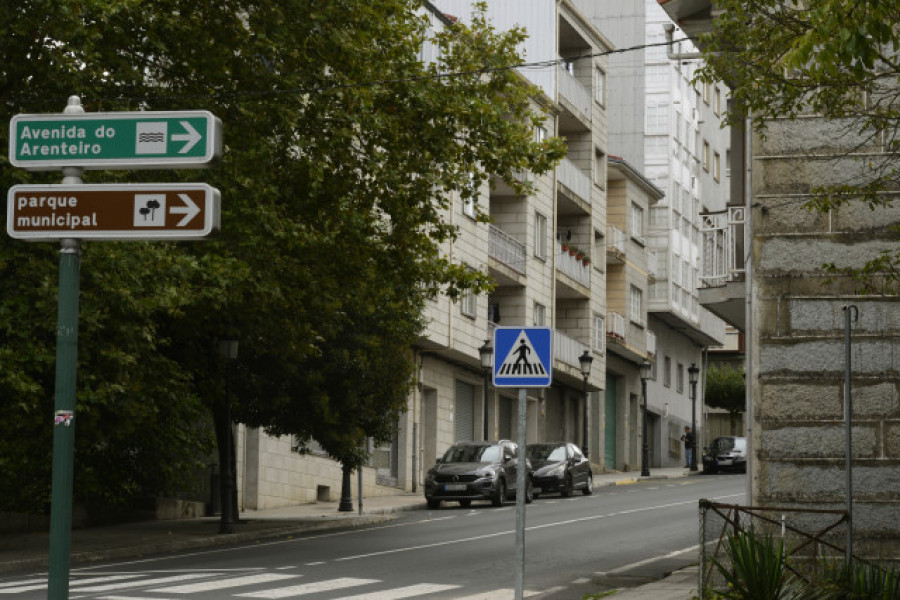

{"left": 703, "top": 436, "right": 747, "bottom": 474}
{"left": 526, "top": 442, "right": 593, "bottom": 498}
{"left": 424, "top": 440, "right": 533, "bottom": 509}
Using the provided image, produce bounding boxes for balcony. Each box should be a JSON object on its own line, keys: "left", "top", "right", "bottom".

{"left": 557, "top": 157, "right": 591, "bottom": 205}
{"left": 698, "top": 206, "right": 746, "bottom": 329}
{"left": 606, "top": 311, "right": 626, "bottom": 346}
{"left": 647, "top": 252, "right": 659, "bottom": 280}
{"left": 606, "top": 225, "right": 626, "bottom": 264}
{"left": 556, "top": 242, "right": 590, "bottom": 289}
{"left": 557, "top": 62, "right": 591, "bottom": 124}
{"left": 646, "top": 330, "right": 656, "bottom": 358}
{"left": 554, "top": 329, "right": 589, "bottom": 370}
{"left": 488, "top": 225, "right": 526, "bottom": 286}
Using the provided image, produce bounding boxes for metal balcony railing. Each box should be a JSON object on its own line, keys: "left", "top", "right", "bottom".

{"left": 558, "top": 157, "right": 591, "bottom": 204}
{"left": 606, "top": 311, "right": 626, "bottom": 344}
{"left": 556, "top": 243, "right": 590, "bottom": 287}
{"left": 488, "top": 224, "right": 526, "bottom": 274}
{"left": 700, "top": 206, "right": 745, "bottom": 287}
{"left": 557, "top": 62, "right": 592, "bottom": 120}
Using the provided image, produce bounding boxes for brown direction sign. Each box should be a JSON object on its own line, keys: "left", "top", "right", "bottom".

{"left": 7, "top": 183, "right": 220, "bottom": 241}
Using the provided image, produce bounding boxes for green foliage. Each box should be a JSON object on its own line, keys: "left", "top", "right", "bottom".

{"left": 1, "top": 0, "right": 564, "bottom": 508}
{"left": 711, "top": 530, "right": 814, "bottom": 600}
{"left": 819, "top": 559, "right": 900, "bottom": 600}
{"left": 704, "top": 365, "right": 745, "bottom": 427}
{"left": 696, "top": 0, "right": 900, "bottom": 294}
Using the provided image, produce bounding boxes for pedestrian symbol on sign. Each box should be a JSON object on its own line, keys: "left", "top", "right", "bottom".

{"left": 493, "top": 327, "right": 553, "bottom": 388}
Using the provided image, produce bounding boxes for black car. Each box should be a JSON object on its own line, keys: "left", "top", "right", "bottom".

{"left": 703, "top": 436, "right": 748, "bottom": 474}
{"left": 526, "top": 442, "right": 593, "bottom": 498}
{"left": 424, "top": 440, "right": 533, "bottom": 509}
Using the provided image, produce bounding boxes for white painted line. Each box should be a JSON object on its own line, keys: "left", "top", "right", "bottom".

{"left": 597, "top": 545, "right": 699, "bottom": 576}
{"left": 78, "top": 573, "right": 214, "bottom": 592}
{"left": 0, "top": 578, "right": 46, "bottom": 589}
{"left": 237, "top": 577, "right": 378, "bottom": 598}
{"left": 452, "top": 589, "right": 546, "bottom": 600}
{"left": 334, "top": 583, "right": 459, "bottom": 599}
{"left": 0, "top": 574, "right": 144, "bottom": 594}
{"left": 151, "top": 573, "right": 300, "bottom": 593}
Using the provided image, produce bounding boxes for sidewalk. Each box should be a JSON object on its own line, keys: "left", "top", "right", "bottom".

{"left": 0, "top": 468, "right": 701, "bottom": 599}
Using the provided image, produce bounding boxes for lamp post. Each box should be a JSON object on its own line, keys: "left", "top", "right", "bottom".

{"left": 639, "top": 359, "right": 652, "bottom": 477}
{"left": 217, "top": 339, "right": 239, "bottom": 534}
{"left": 688, "top": 363, "right": 700, "bottom": 472}
{"left": 578, "top": 350, "right": 593, "bottom": 458}
{"left": 479, "top": 339, "right": 493, "bottom": 441}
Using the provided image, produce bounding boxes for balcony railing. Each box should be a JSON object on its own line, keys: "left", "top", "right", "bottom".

{"left": 556, "top": 243, "right": 590, "bottom": 287}
{"left": 557, "top": 62, "right": 592, "bottom": 120}
{"left": 606, "top": 311, "right": 626, "bottom": 344}
{"left": 607, "top": 225, "right": 626, "bottom": 257}
{"left": 558, "top": 157, "right": 591, "bottom": 204}
{"left": 489, "top": 224, "right": 526, "bottom": 274}
{"left": 700, "top": 206, "right": 745, "bottom": 287}
{"left": 554, "top": 329, "right": 588, "bottom": 369}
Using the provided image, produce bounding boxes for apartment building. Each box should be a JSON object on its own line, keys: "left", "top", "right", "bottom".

{"left": 659, "top": 0, "right": 900, "bottom": 559}
{"left": 578, "top": 1, "right": 727, "bottom": 469}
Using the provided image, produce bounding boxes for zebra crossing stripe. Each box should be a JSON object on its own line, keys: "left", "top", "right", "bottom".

{"left": 77, "top": 573, "right": 214, "bottom": 593}
{"left": 237, "top": 577, "right": 379, "bottom": 598}
{"left": 150, "top": 573, "right": 300, "bottom": 593}
{"left": 334, "top": 583, "right": 460, "bottom": 599}
{"left": 0, "top": 574, "right": 144, "bottom": 594}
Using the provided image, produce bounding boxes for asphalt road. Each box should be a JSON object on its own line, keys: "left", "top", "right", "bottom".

{"left": 0, "top": 474, "right": 746, "bottom": 599}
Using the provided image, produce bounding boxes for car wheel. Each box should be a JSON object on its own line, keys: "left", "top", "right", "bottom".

{"left": 427, "top": 498, "right": 441, "bottom": 509}
{"left": 561, "top": 473, "right": 573, "bottom": 497}
{"left": 491, "top": 479, "right": 506, "bottom": 507}
{"left": 525, "top": 477, "right": 534, "bottom": 504}
{"left": 458, "top": 499, "right": 472, "bottom": 508}
{"left": 582, "top": 473, "right": 593, "bottom": 496}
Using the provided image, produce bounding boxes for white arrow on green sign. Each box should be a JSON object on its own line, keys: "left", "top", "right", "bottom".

{"left": 9, "top": 110, "right": 222, "bottom": 171}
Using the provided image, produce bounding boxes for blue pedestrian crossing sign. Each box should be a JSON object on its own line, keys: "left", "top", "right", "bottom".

{"left": 493, "top": 327, "right": 553, "bottom": 388}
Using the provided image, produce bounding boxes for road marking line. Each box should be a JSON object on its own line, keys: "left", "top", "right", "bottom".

{"left": 151, "top": 573, "right": 300, "bottom": 593}
{"left": 77, "top": 573, "right": 215, "bottom": 593}
{"left": 334, "top": 583, "right": 459, "bottom": 599}
{"left": 599, "top": 545, "right": 700, "bottom": 575}
{"left": 237, "top": 577, "right": 378, "bottom": 598}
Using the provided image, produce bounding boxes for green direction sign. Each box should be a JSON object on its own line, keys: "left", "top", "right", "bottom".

{"left": 9, "top": 110, "right": 222, "bottom": 171}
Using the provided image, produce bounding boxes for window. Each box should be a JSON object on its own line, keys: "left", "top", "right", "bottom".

{"left": 702, "top": 140, "right": 710, "bottom": 172}
{"left": 534, "top": 212, "right": 547, "bottom": 260}
{"left": 595, "top": 148, "right": 607, "bottom": 189}
{"left": 663, "top": 356, "right": 672, "bottom": 387}
{"left": 646, "top": 104, "right": 667, "bottom": 134}
{"left": 460, "top": 268, "right": 477, "bottom": 318}
{"left": 631, "top": 203, "right": 644, "bottom": 243}
{"left": 593, "top": 313, "right": 605, "bottom": 352}
{"left": 713, "top": 151, "right": 721, "bottom": 182}
{"left": 534, "top": 125, "right": 547, "bottom": 143}
{"left": 629, "top": 285, "right": 643, "bottom": 325}
{"left": 533, "top": 302, "right": 546, "bottom": 326}
{"left": 596, "top": 67, "right": 606, "bottom": 105}
{"left": 645, "top": 64, "right": 669, "bottom": 90}
{"left": 676, "top": 363, "right": 685, "bottom": 393}
{"left": 714, "top": 86, "right": 721, "bottom": 116}
{"left": 703, "top": 82, "right": 711, "bottom": 105}
{"left": 463, "top": 173, "right": 477, "bottom": 218}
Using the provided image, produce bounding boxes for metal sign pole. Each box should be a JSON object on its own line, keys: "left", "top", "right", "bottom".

{"left": 515, "top": 387, "right": 527, "bottom": 600}
{"left": 47, "top": 96, "right": 84, "bottom": 600}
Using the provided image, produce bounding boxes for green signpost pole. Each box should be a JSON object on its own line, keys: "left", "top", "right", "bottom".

{"left": 47, "top": 97, "right": 84, "bottom": 600}
{"left": 47, "top": 237, "right": 81, "bottom": 600}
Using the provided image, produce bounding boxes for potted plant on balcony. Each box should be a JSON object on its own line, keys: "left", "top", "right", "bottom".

{"left": 576, "top": 249, "right": 585, "bottom": 261}
{"left": 582, "top": 256, "right": 591, "bottom": 267}
{"left": 568, "top": 245, "right": 578, "bottom": 257}
{"left": 561, "top": 241, "right": 570, "bottom": 254}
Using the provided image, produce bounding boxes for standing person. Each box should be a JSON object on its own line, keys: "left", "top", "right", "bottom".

{"left": 681, "top": 426, "right": 694, "bottom": 468}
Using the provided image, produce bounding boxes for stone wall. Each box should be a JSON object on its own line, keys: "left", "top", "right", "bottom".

{"left": 752, "top": 114, "right": 900, "bottom": 559}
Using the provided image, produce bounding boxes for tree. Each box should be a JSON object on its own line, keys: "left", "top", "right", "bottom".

{"left": 704, "top": 365, "right": 745, "bottom": 436}
{"left": 0, "top": 0, "right": 564, "bottom": 512}
{"left": 695, "top": 0, "right": 900, "bottom": 293}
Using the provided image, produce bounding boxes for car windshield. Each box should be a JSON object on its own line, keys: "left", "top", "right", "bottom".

{"left": 527, "top": 444, "right": 566, "bottom": 462}
{"left": 712, "top": 438, "right": 736, "bottom": 453}
{"left": 442, "top": 444, "right": 502, "bottom": 463}
{"left": 734, "top": 438, "right": 747, "bottom": 452}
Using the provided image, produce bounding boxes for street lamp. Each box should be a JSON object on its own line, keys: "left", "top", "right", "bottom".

{"left": 688, "top": 363, "right": 700, "bottom": 472}
{"left": 578, "top": 350, "right": 593, "bottom": 458}
{"left": 479, "top": 340, "right": 493, "bottom": 441}
{"left": 217, "top": 339, "right": 239, "bottom": 534}
{"left": 639, "top": 359, "right": 652, "bottom": 477}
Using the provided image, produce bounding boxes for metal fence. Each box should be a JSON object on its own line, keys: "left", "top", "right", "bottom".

{"left": 698, "top": 500, "right": 849, "bottom": 599}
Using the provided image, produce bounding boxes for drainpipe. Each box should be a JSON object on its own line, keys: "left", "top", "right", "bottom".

{"left": 744, "top": 112, "right": 754, "bottom": 505}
